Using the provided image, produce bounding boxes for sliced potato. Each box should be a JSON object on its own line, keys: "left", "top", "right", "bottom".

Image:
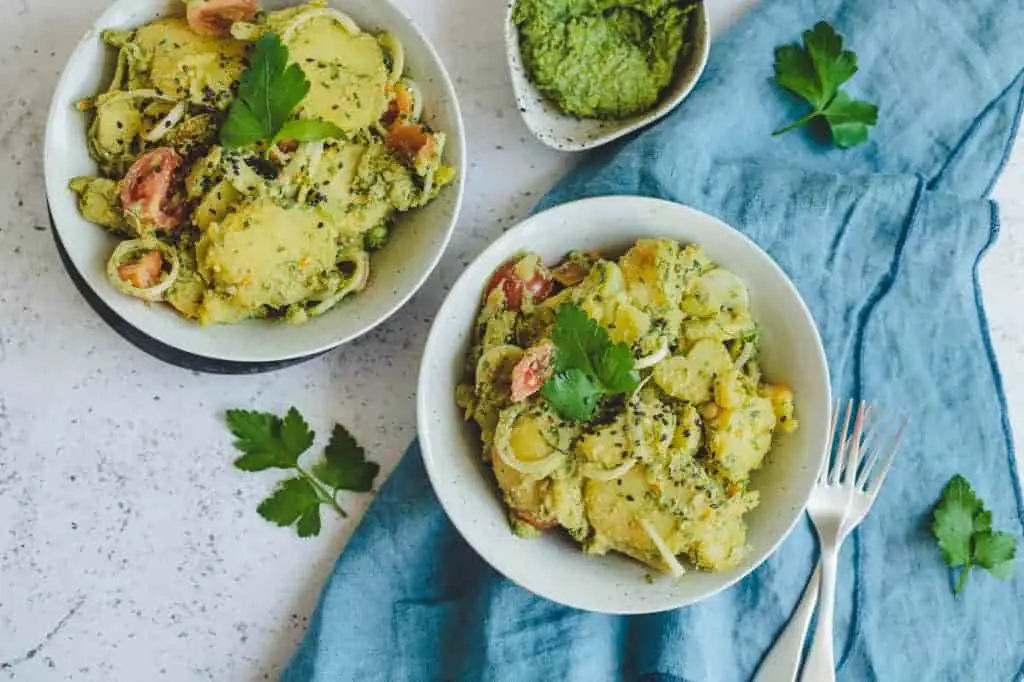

{"left": 653, "top": 339, "right": 732, "bottom": 403}
{"left": 608, "top": 302, "right": 651, "bottom": 345}
{"left": 619, "top": 238, "right": 683, "bottom": 311}
{"left": 707, "top": 396, "right": 777, "bottom": 481}
{"left": 585, "top": 466, "right": 683, "bottom": 569}
{"left": 762, "top": 384, "right": 799, "bottom": 434}
{"left": 578, "top": 415, "right": 630, "bottom": 469}
{"left": 682, "top": 268, "right": 750, "bottom": 318}
{"left": 491, "top": 449, "right": 556, "bottom": 531}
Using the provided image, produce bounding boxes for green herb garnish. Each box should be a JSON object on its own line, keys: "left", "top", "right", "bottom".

{"left": 226, "top": 407, "right": 381, "bottom": 537}
{"left": 219, "top": 33, "right": 345, "bottom": 149}
{"left": 932, "top": 474, "right": 1017, "bottom": 594}
{"left": 771, "top": 21, "right": 878, "bottom": 148}
{"left": 540, "top": 305, "right": 640, "bottom": 421}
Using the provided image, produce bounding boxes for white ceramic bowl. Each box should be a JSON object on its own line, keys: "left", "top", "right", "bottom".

{"left": 505, "top": 3, "right": 710, "bottom": 152}
{"left": 418, "top": 196, "right": 831, "bottom": 614}
{"left": 44, "top": 0, "right": 465, "bottom": 368}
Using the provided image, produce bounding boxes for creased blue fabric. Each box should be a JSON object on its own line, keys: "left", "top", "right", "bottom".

{"left": 281, "top": 0, "right": 1024, "bottom": 680}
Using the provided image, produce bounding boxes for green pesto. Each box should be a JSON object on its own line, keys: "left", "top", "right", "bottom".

{"left": 513, "top": 0, "right": 696, "bottom": 119}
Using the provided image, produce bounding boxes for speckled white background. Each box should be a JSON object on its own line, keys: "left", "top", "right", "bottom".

{"left": 1, "top": 1, "right": 1022, "bottom": 680}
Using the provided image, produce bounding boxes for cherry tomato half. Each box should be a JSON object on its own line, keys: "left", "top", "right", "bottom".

{"left": 120, "top": 148, "right": 184, "bottom": 230}
{"left": 186, "top": 0, "right": 258, "bottom": 38}
{"left": 486, "top": 259, "right": 553, "bottom": 310}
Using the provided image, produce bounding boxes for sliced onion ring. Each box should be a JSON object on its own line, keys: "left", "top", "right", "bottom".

{"left": 635, "top": 340, "right": 669, "bottom": 370}
{"left": 627, "top": 375, "right": 653, "bottom": 462}
{"left": 581, "top": 458, "right": 637, "bottom": 482}
{"left": 144, "top": 101, "right": 187, "bottom": 143}
{"left": 282, "top": 8, "right": 361, "bottom": 42}
{"left": 378, "top": 31, "right": 406, "bottom": 83}
{"left": 106, "top": 238, "right": 179, "bottom": 302}
{"left": 734, "top": 341, "right": 755, "bottom": 369}
{"left": 475, "top": 345, "right": 524, "bottom": 388}
{"left": 308, "top": 251, "right": 371, "bottom": 317}
{"left": 96, "top": 89, "right": 177, "bottom": 106}
{"left": 640, "top": 518, "right": 686, "bottom": 579}
{"left": 494, "top": 405, "right": 565, "bottom": 478}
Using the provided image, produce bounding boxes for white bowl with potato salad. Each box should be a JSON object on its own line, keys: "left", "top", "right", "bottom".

{"left": 417, "top": 196, "right": 831, "bottom": 614}
{"left": 44, "top": 0, "right": 464, "bottom": 371}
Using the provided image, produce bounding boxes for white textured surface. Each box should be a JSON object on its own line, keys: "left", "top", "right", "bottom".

{"left": 0, "top": 1, "right": 1020, "bottom": 680}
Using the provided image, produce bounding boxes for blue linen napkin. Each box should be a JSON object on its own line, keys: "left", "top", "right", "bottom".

{"left": 282, "top": 0, "right": 1024, "bottom": 679}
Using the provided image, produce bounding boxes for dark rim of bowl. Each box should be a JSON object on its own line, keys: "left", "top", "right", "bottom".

{"left": 47, "top": 201, "right": 329, "bottom": 375}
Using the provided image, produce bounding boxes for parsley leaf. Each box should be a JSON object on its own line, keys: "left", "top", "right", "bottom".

{"left": 932, "top": 474, "right": 1018, "bottom": 594}
{"left": 540, "top": 305, "right": 640, "bottom": 421}
{"left": 772, "top": 21, "right": 878, "bottom": 148}
{"left": 227, "top": 407, "right": 312, "bottom": 471}
{"left": 540, "top": 369, "right": 603, "bottom": 422}
{"left": 975, "top": 531, "right": 1017, "bottom": 579}
{"left": 257, "top": 477, "right": 323, "bottom": 538}
{"left": 312, "top": 425, "right": 381, "bottom": 493}
{"left": 225, "top": 407, "right": 382, "bottom": 537}
{"left": 220, "top": 33, "right": 345, "bottom": 149}
{"left": 273, "top": 119, "right": 347, "bottom": 146}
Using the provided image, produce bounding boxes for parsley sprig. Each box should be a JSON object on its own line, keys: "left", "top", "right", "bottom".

{"left": 226, "top": 408, "right": 381, "bottom": 537}
{"left": 932, "top": 474, "right": 1017, "bottom": 594}
{"left": 540, "top": 305, "right": 640, "bottom": 421}
{"left": 772, "top": 21, "right": 878, "bottom": 148}
{"left": 220, "top": 33, "right": 345, "bottom": 150}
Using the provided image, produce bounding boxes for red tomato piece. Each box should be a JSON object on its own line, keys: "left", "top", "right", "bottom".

{"left": 385, "top": 122, "right": 435, "bottom": 165}
{"left": 382, "top": 85, "right": 415, "bottom": 127}
{"left": 485, "top": 259, "right": 554, "bottom": 311}
{"left": 117, "top": 250, "right": 163, "bottom": 289}
{"left": 120, "top": 148, "right": 184, "bottom": 230}
{"left": 186, "top": 0, "right": 258, "bottom": 38}
{"left": 511, "top": 341, "right": 555, "bottom": 403}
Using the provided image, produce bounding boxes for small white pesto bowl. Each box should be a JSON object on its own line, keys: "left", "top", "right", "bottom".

{"left": 505, "top": 2, "right": 711, "bottom": 152}
{"left": 417, "top": 196, "right": 831, "bottom": 614}
{"left": 44, "top": 0, "right": 465, "bottom": 372}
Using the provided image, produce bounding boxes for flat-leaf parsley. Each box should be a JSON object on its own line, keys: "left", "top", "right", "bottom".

{"left": 219, "top": 33, "right": 344, "bottom": 149}
{"left": 226, "top": 407, "right": 381, "bottom": 537}
{"left": 772, "top": 21, "right": 878, "bottom": 148}
{"left": 540, "top": 305, "right": 640, "bottom": 421}
{"left": 932, "top": 474, "right": 1017, "bottom": 594}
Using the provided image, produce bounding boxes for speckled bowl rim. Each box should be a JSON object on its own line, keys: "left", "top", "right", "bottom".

{"left": 47, "top": 204, "right": 314, "bottom": 374}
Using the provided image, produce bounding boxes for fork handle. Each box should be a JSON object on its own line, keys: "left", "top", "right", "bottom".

{"left": 802, "top": 549, "right": 839, "bottom": 682}
{"left": 752, "top": 565, "right": 821, "bottom": 682}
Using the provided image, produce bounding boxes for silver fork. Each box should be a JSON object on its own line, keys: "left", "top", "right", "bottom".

{"left": 753, "top": 400, "right": 908, "bottom": 682}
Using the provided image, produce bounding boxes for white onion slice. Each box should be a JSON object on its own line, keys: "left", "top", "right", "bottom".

{"left": 475, "top": 345, "right": 524, "bottom": 388}
{"left": 734, "top": 341, "right": 755, "bottom": 369}
{"left": 627, "top": 375, "right": 653, "bottom": 462}
{"left": 378, "top": 32, "right": 405, "bottom": 83}
{"left": 144, "top": 101, "right": 187, "bottom": 143}
{"left": 282, "top": 8, "right": 361, "bottom": 42}
{"left": 635, "top": 340, "right": 669, "bottom": 370}
{"left": 98, "top": 89, "right": 177, "bottom": 105}
{"left": 581, "top": 458, "right": 637, "bottom": 482}
{"left": 494, "top": 406, "right": 564, "bottom": 478}
{"left": 630, "top": 418, "right": 650, "bottom": 463}
{"left": 640, "top": 518, "right": 686, "bottom": 579}
{"left": 106, "top": 239, "right": 179, "bottom": 302}
{"left": 308, "top": 251, "right": 371, "bottom": 317}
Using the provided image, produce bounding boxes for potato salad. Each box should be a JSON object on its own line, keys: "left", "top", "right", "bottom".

{"left": 69, "top": 0, "right": 455, "bottom": 325}
{"left": 456, "top": 239, "right": 798, "bottom": 576}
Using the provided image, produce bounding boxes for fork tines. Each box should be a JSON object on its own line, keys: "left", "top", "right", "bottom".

{"left": 823, "top": 400, "right": 908, "bottom": 494}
